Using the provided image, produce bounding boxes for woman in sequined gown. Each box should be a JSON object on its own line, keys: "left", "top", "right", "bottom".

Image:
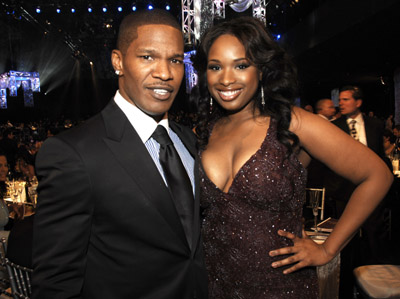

{"left": 191, "top": 17, "right": 393, "bottom": 298}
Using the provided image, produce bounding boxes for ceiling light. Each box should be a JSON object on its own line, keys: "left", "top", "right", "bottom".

{"left": 117, "top": 6, "right": 123, "bottom": 12}
{"left": 88, "top": 4, "right": 93, "bottom": 12}
{"left": 36, "top": 6, "right": 41, "bottom": 13}
{"left": 165, "top": 2, "right": 171, "bottom": 10}
{"left": 71, "top": 7, "right": 76, "bottom": 13}
{"left": 102, "top": 4, "right": 108, "bottom": 13}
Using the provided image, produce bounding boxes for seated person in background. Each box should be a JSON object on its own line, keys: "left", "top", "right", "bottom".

{"left": 393, "top": 124, "right": 400, "bottom": 138}
{"left": 383, "top": 129, "right": 396, "bottom": 158}
{"left": 6, "top": 205, "right": 35, "bottom": 268}
{"left": 14, "top": 152, "right": 35, "bottom": 182}
{"left": 0, "top": 129, "right": 18, "bottom": 174}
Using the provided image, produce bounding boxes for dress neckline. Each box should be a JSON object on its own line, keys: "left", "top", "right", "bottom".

{"left": 200, "top": 118, "right": 274, "bottom": 195}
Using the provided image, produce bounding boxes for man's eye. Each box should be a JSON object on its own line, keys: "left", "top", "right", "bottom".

{"left": 140, "top": 56, "right": 152, "bottom": 60}
{"left": 171, "top": 59, "right": 183, "bottom": 64}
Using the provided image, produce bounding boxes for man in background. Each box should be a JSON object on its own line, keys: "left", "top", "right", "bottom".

{"left": 315, "top": 98, "right": 336, "bottom": 121}
{"left": 329, "top": 85, "right": 386, "bottom": 297}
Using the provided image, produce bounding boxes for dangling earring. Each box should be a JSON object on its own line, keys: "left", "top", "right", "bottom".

{"left": 261, "top": 86, "right": 265, "bottom": 107}
{"left": 209, "top": 97, "right": 213, "bottom": 114}
{"left": 115, "top": 70, "right": 120, "bottom": 76}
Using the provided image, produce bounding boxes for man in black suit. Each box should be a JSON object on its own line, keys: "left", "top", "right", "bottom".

{"left": 328, "top": 85, "right": 386, "bottom": 297}
{"left": 327, "top": 86, "right": 384, "bottom": 216}
{"left": 32, "top": 9, "right": 208, "bottom": 299}
{"left": 333, "top": 86, "right": 384, "bottom": 157}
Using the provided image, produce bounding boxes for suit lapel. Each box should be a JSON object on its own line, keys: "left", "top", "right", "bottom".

{"left": 363, "top": 116, "right": 374, "bottom": 149}
{"left": 337, "top": 117, "right": 350, "bottom": 134}
{"left": 170, "top": 122, "right": 201, "bottom": 255}
{"left": 101, "top": 101, "right": 188, "bottom": 248}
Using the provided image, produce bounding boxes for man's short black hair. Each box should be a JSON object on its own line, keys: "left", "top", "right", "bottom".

{"left": 339, "top": 85, "right": 364, "bottom": 100}
{"left": 116, "top": 9, "right": 182, "bottom": 54}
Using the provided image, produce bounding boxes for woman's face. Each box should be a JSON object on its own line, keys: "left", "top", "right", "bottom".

{"left": 206, "top": 34, "right": 261, "bottom": 113}
{"left": 0, "top": 156, "right": 8, "bottom": 182}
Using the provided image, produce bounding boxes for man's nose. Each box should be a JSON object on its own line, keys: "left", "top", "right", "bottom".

{"left": 152, "top": 60, "right": 172, "bottom": 81}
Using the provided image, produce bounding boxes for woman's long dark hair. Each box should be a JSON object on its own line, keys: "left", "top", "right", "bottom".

{"left": 191, "top": 16, "right": 299, "bottom": 155}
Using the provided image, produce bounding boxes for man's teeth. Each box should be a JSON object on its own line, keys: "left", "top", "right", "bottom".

{"left": 220, "top": 90, "right": 240, "bottom": 96}
{"left": 153, "top": 89, "right": 169, "bottom": 95}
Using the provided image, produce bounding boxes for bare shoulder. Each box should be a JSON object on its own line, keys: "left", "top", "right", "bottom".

{"left": 289, "top": 106, "right": 329, "bottom": 137}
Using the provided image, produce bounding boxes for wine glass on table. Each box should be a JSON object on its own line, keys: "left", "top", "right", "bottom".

{"left": 309, "top": 190, "right": 320, "bottom": 232}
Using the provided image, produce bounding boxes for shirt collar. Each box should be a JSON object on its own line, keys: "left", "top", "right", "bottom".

{"left": 346, "top": 113, "right": 364, "bottom": 125}
{"left": 318, "top": 114, "right": 329, "bottom": 121}
{"left": 113, "top": 90, "right": 169, "bottom": 143}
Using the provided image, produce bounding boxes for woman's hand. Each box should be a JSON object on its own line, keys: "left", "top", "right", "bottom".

{"left": 269, "top": 229, "right": 335, "bottom": 274}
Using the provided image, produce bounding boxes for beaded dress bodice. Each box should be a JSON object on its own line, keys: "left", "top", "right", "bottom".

{"left": 200, "top": 118, "right": 319, "bottom": 298}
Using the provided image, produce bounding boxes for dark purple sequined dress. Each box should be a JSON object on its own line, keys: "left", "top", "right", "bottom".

{"left": 200, "top": 118, "right": 319, "bottom": 298}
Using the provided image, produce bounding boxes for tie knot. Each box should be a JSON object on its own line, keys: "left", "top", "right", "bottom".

{"left": 152, "top": 125, "right": 173, "bottom": 146}
{"left": 350, "top": 119, "right": 356, "bottom": 125}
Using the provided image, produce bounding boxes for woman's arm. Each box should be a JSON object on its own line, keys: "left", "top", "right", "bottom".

{"left": 269, "top": 107, "right": 393, "bottom": 273}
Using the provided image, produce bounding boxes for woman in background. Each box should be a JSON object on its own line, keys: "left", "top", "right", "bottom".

{"left": 192, "top": 16, "right": 392, "bottom": 298}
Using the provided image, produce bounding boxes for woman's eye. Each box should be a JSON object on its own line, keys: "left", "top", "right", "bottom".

{"left": 237, "top": 64, "right": 249, "bottom": 70}
{"left": 208, "top": 65, "right": 221, "bottom": 71}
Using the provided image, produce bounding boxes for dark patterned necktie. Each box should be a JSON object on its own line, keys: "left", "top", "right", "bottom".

{"left": 151, "top": 125, "right": 194, "bottom": 244}
{"left": 349, "top": 120, "right": 359, "bottom": 141}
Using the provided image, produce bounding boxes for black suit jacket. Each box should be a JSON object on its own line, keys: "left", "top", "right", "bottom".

{"left": 325, "top": 115, "right": 385, "bottom": 216}
{"left": 332, "top": 115, "right": 384, "bottom": 157}
{"left": 32, "top": 100, "right": 208, "bottom": 299}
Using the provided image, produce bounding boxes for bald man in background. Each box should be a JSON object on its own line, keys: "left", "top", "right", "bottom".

{"left": 315, "top": 98, "right": 336, "bottom": 121}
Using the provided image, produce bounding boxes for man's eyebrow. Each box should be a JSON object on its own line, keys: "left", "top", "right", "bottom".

{"left": 135, "top": 48, "right": 184, "bottom": 59}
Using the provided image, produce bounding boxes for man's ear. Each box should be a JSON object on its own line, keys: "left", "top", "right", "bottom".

{"left": 111, "top": 49, "right": 123, "bottom": 74}
{"left": 356, "top": 99, "right": 362, "bottom": 109}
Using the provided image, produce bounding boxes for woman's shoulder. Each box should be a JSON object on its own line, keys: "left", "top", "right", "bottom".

{"left": 289, "top": 106, "right": 341, "bottom": 142}
{"left": 289, "top": 106, "right": 314, "bottom": 132}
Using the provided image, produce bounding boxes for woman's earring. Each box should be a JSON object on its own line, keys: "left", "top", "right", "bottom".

{"left": 115, "top": 70, "right": 120, "bottom": 76}
{"left": 261, "top": 86, "right": 265, "bottom": 107}
{"left": 209, "top": 97, "right": 213, "bottom": 114}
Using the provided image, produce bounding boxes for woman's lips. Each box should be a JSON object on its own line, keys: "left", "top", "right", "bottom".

{"left": 217, "top": 89, "right": 242, "bottom": 101}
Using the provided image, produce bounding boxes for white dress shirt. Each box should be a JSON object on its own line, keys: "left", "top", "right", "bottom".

{"left": 113, "top": 91, "right": 195, "bottom": 194}
{"left": 318, "top": 114, "right": 330, "bottom": 121}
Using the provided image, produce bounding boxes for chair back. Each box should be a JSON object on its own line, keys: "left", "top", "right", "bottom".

{"left": 0, "top": 238, "right": 12, "bottom": 298}
{"left": 353, "top": 264, "right": 400, "bottom": 298}
{"left": 0, "top": 238, "right": 32, "bottom": 299}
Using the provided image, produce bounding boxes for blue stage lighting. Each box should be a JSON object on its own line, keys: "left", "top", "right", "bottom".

{"left": 165, "top": 4, "right": 171, "bottom": 10}
{"left": 71, "top": 8, "right": 76, "bottom": 13}
{"left": 56, "top": 8, "right": 61, "bottom": 13}
{"left": 118, "top": 6, "right": 123, "bottom": 12}
{"left": 88, "top": 7, "right": 93, "bottom": 12}
{"left": 132, "top": 6, "right": 137, "bottom": 11}
{"left": 103, "top": 6, "right": 108, "bottom": 12}
{"left": 147, "top": 4, "right": 154, "bottom": 10}
{"left": 36, "top": 6, "right": 41, "bottom": 13}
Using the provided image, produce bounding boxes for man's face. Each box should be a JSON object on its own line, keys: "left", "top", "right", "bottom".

{"left": 319, "top": 100, "right": 336, "bottom": 120}
{"left": 112, "top": 24, "right": 184, "bottom": 121}
{"left": 339, "top": 90, "right": 362, "bottom": 118}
